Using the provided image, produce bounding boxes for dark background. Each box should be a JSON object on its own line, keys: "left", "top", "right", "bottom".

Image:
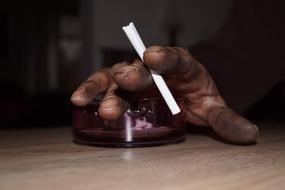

{"left": 0, "top": 0, "right": 284, "bottom": 128}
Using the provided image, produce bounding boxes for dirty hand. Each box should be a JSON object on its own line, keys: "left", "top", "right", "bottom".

{"left": 71, "top": 46, "right": 259, "bottom": 144}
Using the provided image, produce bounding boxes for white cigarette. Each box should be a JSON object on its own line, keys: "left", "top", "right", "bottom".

{"left": 122, "top": 22, "right": 181, "bottom": 115}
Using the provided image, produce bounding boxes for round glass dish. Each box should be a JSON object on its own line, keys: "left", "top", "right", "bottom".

{"left": 72, "top": 98, "right": 186, "bottom": 148}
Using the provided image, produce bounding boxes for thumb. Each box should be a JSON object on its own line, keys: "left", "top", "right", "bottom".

{"left": 208, "top": 106, "right": 259, "bottom": 144}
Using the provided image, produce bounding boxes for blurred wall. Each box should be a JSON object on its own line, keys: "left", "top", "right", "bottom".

{"left": 80, "top": 0, "right": 233, "bottom": 71}
{"left": 0, "top": 0, "right": 79, "bottom": 127}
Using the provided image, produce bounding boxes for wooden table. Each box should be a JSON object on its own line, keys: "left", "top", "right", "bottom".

{"left": 1, "top": 122, "right": 285, "bottom": 190}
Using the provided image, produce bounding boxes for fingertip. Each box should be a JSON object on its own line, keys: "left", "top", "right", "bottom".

{"left": 98, "top": 107, "right": 121, "bottom": 120}
{"left": 143, "top": 46, "right": 167, "bottom": 67}
{"left": 144, "top": 45, "right": 163, "bottom": 54}
{"left": 71, "top": 70, "right": 112, "bottom": 107}
{"left": 240, "top": 123, "right": 259, "bottom": 143}
{"left": 143, "top": 46, "right": 182, "bottom": 74}
{"left": 211, "top": 108, "right": 259, "bottom": 144}
{"left": 144, "top": 46, "right": 166, "bottom": 62}
{"left": 71, "top": 87, "right": 89, "bottom": 106}
{"left": 98, "top": 98, "right": 128, "bottom": 120}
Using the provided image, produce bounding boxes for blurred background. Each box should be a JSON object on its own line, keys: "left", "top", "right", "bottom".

{"left": 0, "top": 0, "right": 284, "bottom": 128}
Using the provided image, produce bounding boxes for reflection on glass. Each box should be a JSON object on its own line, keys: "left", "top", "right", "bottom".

{"left": 72, "top": 98, "right": 186, "bottom": 147}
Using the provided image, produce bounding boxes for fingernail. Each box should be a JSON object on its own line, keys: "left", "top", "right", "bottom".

{"left": 71, "top": 87, "right": 86, "bottom": 103}
{"left": 144, "top": 46, "right": 163, "bottom": 54}
{"left": 100, "top": 98, "right": 119, "bottom": 111}
{"left": 243, "top": 123, "right": 259, "bottom": 142}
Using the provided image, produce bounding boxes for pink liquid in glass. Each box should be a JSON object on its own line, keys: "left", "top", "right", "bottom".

{"left": 72, "top": 98, "right": 186, "bottom": 147}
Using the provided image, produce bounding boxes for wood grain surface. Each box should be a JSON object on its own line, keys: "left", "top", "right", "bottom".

{"left": 0, "top": 122, "right": 285, "bottom": 190}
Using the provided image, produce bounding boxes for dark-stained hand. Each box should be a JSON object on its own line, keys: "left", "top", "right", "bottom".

{"left": 71, "top": 46, "right": 259, "bottom": 144}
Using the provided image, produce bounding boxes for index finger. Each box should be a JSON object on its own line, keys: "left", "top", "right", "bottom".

{"left": 143, "top": 46, "right": 199, "bottom": 77}
{"left": 71, "top": 69, "right": 112, "bottom": 106}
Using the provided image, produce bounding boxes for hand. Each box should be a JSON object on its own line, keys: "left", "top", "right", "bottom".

{"left": 71, "top": 46, "right": 259, "bottom": 144}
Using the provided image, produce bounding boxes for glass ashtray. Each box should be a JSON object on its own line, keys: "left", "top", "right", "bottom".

{"left": 72, "top": 98, "right": 186, "bottom": 148}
